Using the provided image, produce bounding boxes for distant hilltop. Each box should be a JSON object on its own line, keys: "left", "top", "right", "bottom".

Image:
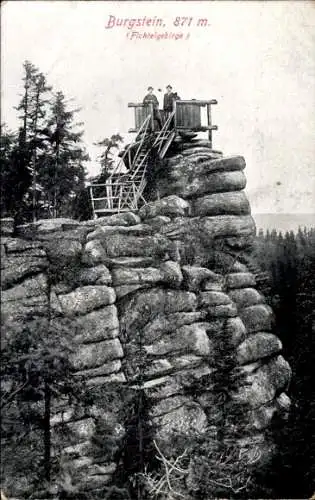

{"left": 253, "top": 213, "right": 315, "bottom": 233}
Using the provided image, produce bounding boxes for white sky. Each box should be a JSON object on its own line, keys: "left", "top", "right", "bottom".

{"left": 1, "top": 0, "right": 315, "bottom": 214}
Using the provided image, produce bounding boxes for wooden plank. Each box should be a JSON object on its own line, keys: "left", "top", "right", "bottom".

{"left": 176, "top": 103, "right": 201, "bottom": 128}
{"left": 128, "top": 103, "right": 146, "bottom": 108}
{"left": 176, "top": 125, "right": 218, "bottom": 131}
{"left": 95, "top": 208, "right": 130, "bottom": 214}
{"left": 135, "top": 107, "right": 150, "bottom": 129}
{"left": 176, "top": 99, "right": 218, "bottom": 105}
{"left": 159, "top": 130, "right": 176, "bottom": 159}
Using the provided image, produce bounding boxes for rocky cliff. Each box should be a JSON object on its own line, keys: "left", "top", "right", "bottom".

{"left": 1, "top": 138, "right": 291, "bottom": 498}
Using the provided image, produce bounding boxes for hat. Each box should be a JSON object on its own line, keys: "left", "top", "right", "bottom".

{"left": 166, "top": 85, "right": 172, "bottom": 90}
{"left": 147, "top": 86, "right": 153, "bottom": 91}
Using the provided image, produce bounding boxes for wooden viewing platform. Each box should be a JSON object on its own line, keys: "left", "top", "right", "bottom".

{"left": 128, "top": 99, "right": 218, "bottom": 148}
{"left": 89, "top": 99, "right": 218, "bottom": 218}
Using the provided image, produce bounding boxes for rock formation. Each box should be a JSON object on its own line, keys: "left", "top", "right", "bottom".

{"left": 1, "top": 138, "right": 291, "bottom": 498}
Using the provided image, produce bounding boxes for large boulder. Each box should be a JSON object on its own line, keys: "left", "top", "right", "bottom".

{"left": 237, "top": 333, "right": 282, "bottom": 365}
{"left": 91, "top": 233, "right": 175, "bottom": 260}
{"left": 73, "top": 305, "right": 119, "bottom": 343}
{"left": 139, "top": 195, "right": 191, "bottom": 219}
{"left": 37, "top": 218, "right": 80, "bottom": 232}
{"left": 37, "top": 228, "right": 89, "bottom": 242}
{"left": 1, "top": 217, "right": 14, "bottom": 236}
{"left": 159, "top": 215, "right": 255, "bottom": 241}
{"left": 143, "top": 323, "right": 212, "bottom": 358}
{"left": 44, "top": 239, "right": 82, "bottom": 262}
{"left": 111, "top": 261, "right": 182, "bottom": 288}
{"left": 154, "top": 400, "right": 208, "bottom": 451}
{"left": 74, "top": 360, "right": 122, "bottom": 379}
{"left": 83, "top": 211, "right": 140, "bottom": 227}
{"left": 1, "top": 294, "right": 49, "bottom": 322}
{"left": 71, "top": 338, "right": 124, "bottom": 370}
{"left": 228, "top": 288, "right": 264, "bottom": 309}
{"left": 58, "top": 286, "right": 116, "bottom": 316}
{"left": 165, "top": 155, "right": 246, "bottom": 178}
{"left": 225, "top": 317, "right": 247, "bottom": 346}
{"left": 86, "top": 223, "right": 153, "bottom": 241}
{"left": 82, "top": 239, "right": 108, "bottom": 266}
{"left": 192, "top": 191, "right": 250, "bottom": 217}
{"left": 225, "top": 272, "right": 256, "bottom": 289}
{"left": 1, "top": 254, "right": 48, "bottom": 289}
{"left": 249, "top": 392, "right": 291, "bottom": 431}
{"left": 157, "top": 170, "right": 247, "bottom": 199}
{"left": 100, "top": 256, "right": 155, "bottom": 268}
{"left": 1, "top": 274, "right": 47, "bottom": 302}
{"left": 75, "top": 264, "right": 112, "bottom": 286}
{"left": 233, "top": 355, "right": 291, "bottom": 407}
{"left": 198, "top": 215, "right": 255, "bottom": 239}
{"left": 3, "top": 238, "right": 45, "bottom": 253}
{"left": 182, "top": 266, "right": 222, "bottom": 292}
{"left": 119, "top": 288, "right": 198, "bottom": 339}
{"left": 111, "top": 266, "right": 163, "bottom": 286}
{"left": 205, "top": 304, "right": 238, "bottom": 318}
{"left": 240, "top": 304, "right": 274, "bottom": 333}
{"left": 199, "top": 291, "right": 233, "bottom": 307}
{"left": 142, "top": 311, "right": 207, "bottom": 344}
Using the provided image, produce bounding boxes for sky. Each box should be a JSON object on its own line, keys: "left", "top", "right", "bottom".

{"left": 1, "top": 0, "right": 315, "bottom": 215}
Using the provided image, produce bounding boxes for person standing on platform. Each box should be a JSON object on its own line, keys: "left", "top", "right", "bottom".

{"left": 163, "top": 85, "right": 180, "bottom": 125}
{"left": 164, "top": 86, "right": 180, "bottom": 109}
{"left": 143, "top": 86, "right": 162, "bottom": 129}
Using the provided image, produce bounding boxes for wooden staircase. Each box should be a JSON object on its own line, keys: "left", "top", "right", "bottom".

{"left": 90, "top": 111, "right": 176, "bottom": 217}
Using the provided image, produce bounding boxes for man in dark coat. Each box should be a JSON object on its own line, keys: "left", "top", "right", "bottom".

{"left": 143, "top": 87, "right": 162, "bottom": 129}
{"left": 163, "top": 85, "right": 180, "bottom": 113}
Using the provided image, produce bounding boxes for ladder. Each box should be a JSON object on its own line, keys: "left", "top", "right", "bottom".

{"left": 90, "top": 111, "right": 176, "bottom": 217}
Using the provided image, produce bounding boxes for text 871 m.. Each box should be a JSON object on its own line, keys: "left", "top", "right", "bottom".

{"left": 173, "top": 17, "right": 209, "bottom": 27}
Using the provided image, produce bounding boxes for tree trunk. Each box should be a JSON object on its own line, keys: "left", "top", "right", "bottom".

{"left": 31, "top": 85, "right": 42, "bottom": 222}
{"left": 44, "top": 379, "right": 51, "bottom": 483}
{"left": 32, "top": 149, "right": 37, "bottom": 222}
{"left": 53, "top": 141, "right": 60, "bottom": 218}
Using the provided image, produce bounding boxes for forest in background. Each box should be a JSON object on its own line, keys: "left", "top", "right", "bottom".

{"left": 252, "top": 227, "right": 315, "bottom": 498}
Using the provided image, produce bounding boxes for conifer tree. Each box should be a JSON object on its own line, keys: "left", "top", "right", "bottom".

{"left": 15, "top": 61, "right": 52, "bottom": 220}
{"left": 0, "top": 125, "right": 22, "bottom": 216}
{"left": 94, "top": 134, "right": 124, "bottom": 182}
{"left": 37, "top": 91, "right": 89, "bottom": 217}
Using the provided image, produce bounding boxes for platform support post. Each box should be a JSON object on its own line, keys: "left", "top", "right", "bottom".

{"left": 207, "top": 103, "right": 212, "bottom": 148}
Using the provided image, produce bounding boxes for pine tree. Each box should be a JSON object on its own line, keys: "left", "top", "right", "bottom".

{"left": 37, "top": 91, "right": 89, "bottom": 217}
{"left": 1, "top": 125, "right": 16, "bottom": 215}
{"left": 94, "top": 134, "right": 124, "bottom": 182}
{"left": 1, "top": 318, "right": 87, "bottom": 493}
{"left": 15, "top": 61, "right": 52, "bottom": 220}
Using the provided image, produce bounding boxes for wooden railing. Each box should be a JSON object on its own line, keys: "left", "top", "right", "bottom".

{"left": 89, "top": 180, "right": 144, "bottom": 213}
{"left": 128, "top": 99, "right": 218, "bottom": 147}
{"left": 128, "top": 102, "right": 155, "bottom": 132}
{"left": 174, "top": 99, "right": 218, "bottom": 147}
